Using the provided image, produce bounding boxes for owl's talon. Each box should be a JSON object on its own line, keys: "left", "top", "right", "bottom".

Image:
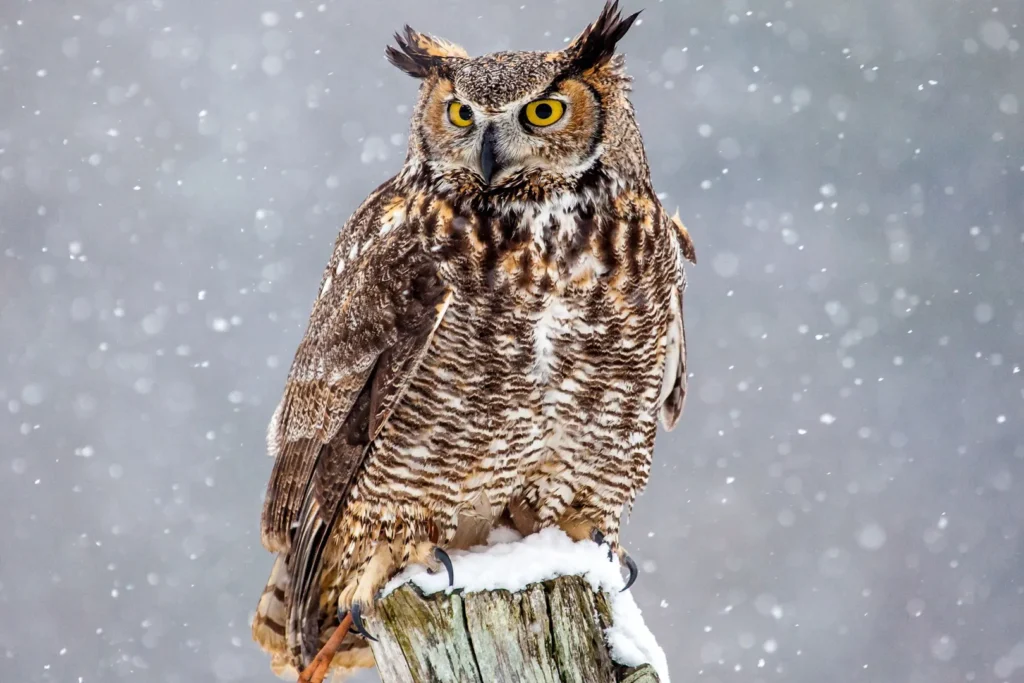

{"left": 589, "top": 528, "right": 636, "bottom": 589}
{"left": 621, "top": 552, "right": 638, "bottom": 592}
{"left": 350, "top": 602, "right": 377, "bottom": 642}
{"left": 590, "top": 528, "right": 613, "bottom": 561}
{"left": 433, "top": 547, "right": 455, "bottom": 587}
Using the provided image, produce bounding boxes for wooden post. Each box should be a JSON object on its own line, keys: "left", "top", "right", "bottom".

{"left": 364, "top": 575, "right": 661, "bottom": 683}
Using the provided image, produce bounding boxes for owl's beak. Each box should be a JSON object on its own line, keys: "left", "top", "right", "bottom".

{"left": 479, "top": 125, "right": 502, "bottom": 185}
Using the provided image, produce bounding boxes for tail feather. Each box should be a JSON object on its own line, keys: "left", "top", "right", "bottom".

{"left": 253, "top": 555, "right": 291, "bottom": 653}
{"left": 252, "top": 555, "right": 375, "bottom": 681}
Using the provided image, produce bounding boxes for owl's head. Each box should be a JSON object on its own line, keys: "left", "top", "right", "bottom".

{"left": 387, "top": 1, "right": 646, "bottom": 203}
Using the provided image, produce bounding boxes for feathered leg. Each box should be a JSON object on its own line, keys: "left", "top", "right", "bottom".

{"left": 336, "top": 535, "right": 454, "bottom": 640}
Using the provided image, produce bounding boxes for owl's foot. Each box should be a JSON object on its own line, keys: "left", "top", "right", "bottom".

{"left": 336, "top": 540, "right": 454, "bottom": 641}
{"left": 297, "top": 612, "right": 354, "bottom": 683}
{"left": 591, "top": 529, "right": 638, "bottom": 591}
{"left": 555, "top": 514, "right": 637, "bottom": 591}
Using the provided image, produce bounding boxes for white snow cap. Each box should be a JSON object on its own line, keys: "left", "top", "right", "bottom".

{"left": 383, "top": 527, "right": 670, "bottom": 682}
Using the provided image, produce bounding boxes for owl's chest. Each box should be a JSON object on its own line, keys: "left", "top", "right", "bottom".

{"left": 436, "top": 271, "right": 665, "bottom": 500}
{"left": 431, "top": 206, "right": 608, "bottom": 296}
{"left": 438, "top": 207, "right": 664, "bottom": 360}
{"left": 429, "top": 200, "right": 671, "bottom": 391}
{"left": 416, "top": 208, "right": 672, "bottom": 502}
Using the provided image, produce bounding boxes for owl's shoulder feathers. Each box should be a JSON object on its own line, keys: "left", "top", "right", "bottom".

{"left": 261, "top": 179, "right": 454, "bottom": 659}
{"left": 260, "top": 178, "right": 450, "bottom": 554}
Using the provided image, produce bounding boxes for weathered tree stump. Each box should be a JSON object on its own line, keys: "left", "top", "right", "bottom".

{"left": 364, "top": 575, "right": 660, "bottom": 683}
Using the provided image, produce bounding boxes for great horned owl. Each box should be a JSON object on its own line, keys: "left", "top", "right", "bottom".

{"left": 252, "top": 3, "right": 696, "bottom": 680}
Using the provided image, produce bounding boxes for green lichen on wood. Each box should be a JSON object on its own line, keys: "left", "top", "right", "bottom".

{"left": 364, "top": 575, "right": 660, "bottom": 683}
{"left": 546, "top": 576, "right": 617, "bottom": 683}
{"left": 463, "top": 582, "right": 559, "bottom": 682}
{"left": 619, "top": 664, "right": 660, "bottom": 683}
{"left": 373, "top": 586, "right": 481, "bottom": 682}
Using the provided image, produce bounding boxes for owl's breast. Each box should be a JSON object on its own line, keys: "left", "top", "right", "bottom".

{"left": 419, "top": 195, "right": 674, "bottom": 446}
{"left": 425, "top": 198, "right": 670, "bottom": 374}
{"left": 390, "top": 199, "right": 674, "bottom": 528}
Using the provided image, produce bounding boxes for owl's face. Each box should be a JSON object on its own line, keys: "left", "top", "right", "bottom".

{"left": 417, "top": 55, "right": 602, "bottom": 186}
{"left": 388, "top": 2, "right": 646, "bottom": 201}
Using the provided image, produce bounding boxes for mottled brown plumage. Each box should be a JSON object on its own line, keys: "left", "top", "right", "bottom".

{"left": 252, "top": 3, "right": 695, "bottom": 679}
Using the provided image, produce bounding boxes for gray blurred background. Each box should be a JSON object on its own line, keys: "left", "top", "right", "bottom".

{"left": 2, "top": 0, "right": 1023, "bottom": 681}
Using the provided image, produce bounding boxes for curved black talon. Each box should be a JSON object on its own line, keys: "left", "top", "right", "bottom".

{"left": 621, "top": 553, "right": 638, "bottom": 592}
{"left": 350, "top": 602, "right": 377, "bottom": 642}
{"left": 434, "top": 547, "right": 455, "bottom": 587}
{"left": 590, "top": 528, "right": 637, "bottom": 591}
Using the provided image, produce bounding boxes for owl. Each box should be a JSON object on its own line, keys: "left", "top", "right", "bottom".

{"left": 251, "top": 2, "right": 696, "bottom": 680}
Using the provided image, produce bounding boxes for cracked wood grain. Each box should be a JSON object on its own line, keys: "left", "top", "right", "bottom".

{"left": 364, "top": 575, "right": 660, "bottom": 683}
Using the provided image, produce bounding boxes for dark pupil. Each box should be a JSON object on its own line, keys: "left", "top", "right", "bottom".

{"left": 535, "top": 103, "right": 553, "bottom": 120}
{"left": 458, "top": 104, "right": 472, "bottom": 121}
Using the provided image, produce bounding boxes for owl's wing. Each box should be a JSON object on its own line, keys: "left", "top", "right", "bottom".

{"left": 658, "top": 209, "right": 697, "bottom": 430}
{"left": 257, "top": 185, "right": 451, "bottom": 661}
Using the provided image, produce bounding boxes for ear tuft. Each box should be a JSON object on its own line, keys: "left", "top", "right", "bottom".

{"left": 386, "top": 26, "right": 468, "bottom": 78}
{"left": 564, "top": 1, "right": 641, "bottom": 73}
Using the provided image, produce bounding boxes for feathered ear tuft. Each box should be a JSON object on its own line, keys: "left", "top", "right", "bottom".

{"left": 564, "top": 1, "right": 641, "bottom": 73}
{"left": 385, "top": 26, "right": 468, "bottom": 78}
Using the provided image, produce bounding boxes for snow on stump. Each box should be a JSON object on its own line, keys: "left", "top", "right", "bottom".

{"left": 365, "top": 528, "right": 670, "bottom": 683}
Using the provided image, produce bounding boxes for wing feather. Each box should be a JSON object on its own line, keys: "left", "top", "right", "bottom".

{"left": 659, "top": 209, "right": 696, "bottom": 430}
{"left": 257, "top": 181, "right": 452, "bottom": 665}
{"left": 260, "top": 182, "right": 424, "bottom": 552}
{"left": 289, "top": 290, "right": 453, "bottom": 664}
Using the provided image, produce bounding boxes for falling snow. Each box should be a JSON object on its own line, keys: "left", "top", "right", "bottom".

{"left": 0, "top": 2, "right": 1021, "bottom": 683}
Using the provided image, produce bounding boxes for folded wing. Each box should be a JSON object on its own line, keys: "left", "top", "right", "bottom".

{"left": 258, "top": 188, "right": 452, "bottom": 664}
{"left": 658, "top": 209, "right": 696, "bottom": 430}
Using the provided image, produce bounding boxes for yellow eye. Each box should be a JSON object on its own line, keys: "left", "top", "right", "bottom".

{"left": 448, "top": 101, "right": 474, "bottom": 128}
{"left": 523, "top": 99, "right": 565, "bottom": 127}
